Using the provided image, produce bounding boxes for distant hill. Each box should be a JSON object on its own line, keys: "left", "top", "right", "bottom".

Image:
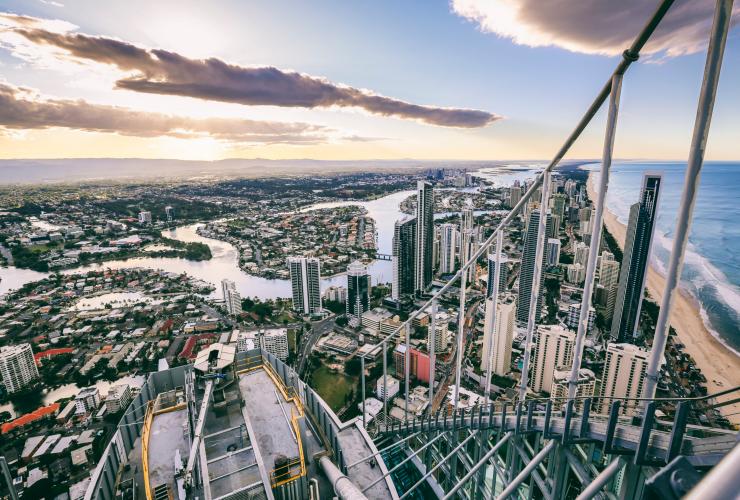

{"left": 0, "top": 158, "right": 513, "bottom": 184}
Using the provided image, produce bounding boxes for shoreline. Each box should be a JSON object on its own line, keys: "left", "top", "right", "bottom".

{"left": 586, "top": 173, "right": 740, "bottom": 425}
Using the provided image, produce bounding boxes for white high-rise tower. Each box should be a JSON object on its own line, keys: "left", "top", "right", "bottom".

{"left": 288, "top": 257, "right": 322, "bottom": 314}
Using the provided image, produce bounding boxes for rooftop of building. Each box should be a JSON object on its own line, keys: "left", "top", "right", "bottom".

{"left": 88, "top": 347, "right": 397, "bottom": 500}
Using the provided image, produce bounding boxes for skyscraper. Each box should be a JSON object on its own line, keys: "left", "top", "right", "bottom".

{"left": 598, "top": 343, "right": 650, "bottom": 416}
{"left": 288, "top": 257, "right": 322, "bottom": 315}
{"left": 610, "top": 173, "right": 662, "bottom": 342}
{"left": 347, "top": 260, "right": 370, "bottom": 319}
{"left": 392, "top": 216, "right": 416, "bottom": 300}
{"left": 221, "top": 279, "right": 242, "bottom": 316}
{"left": 439, "top": 223, "right": 458, "bottom": 275}
{"left": 480, "top": 294, "right": 516, "bottom": 377}
{"left": 598, "top": 252, "right": 620, "bottom": 319}
{"left": 415, "top": 181, "right": 434, "bottom": 294}
{"left": 0, "top": 344, "right": 39, "bottom": 394}
{"left": 546, "top": 238, "right": 561, "bottom": 267}
{"left": 530, "top": 325, "right": 575, "bottom": 394}
{"left": 460, "top": 202, "right": 477, "bottom": 281}
{"left": 486, "top": 253, "right": 509, "bottom": 296}
{"left": 550, "top": 193, "right": 567, "bottom": 221}
{"left": 517, "top": 210, "right": 553, "bottom": 323}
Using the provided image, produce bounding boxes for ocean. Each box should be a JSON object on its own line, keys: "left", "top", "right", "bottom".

{"left": 585, "top": 161, "right": 740, "bottom": 355}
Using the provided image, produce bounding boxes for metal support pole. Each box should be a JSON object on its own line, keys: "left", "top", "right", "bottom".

{"left": 345, "top": 432, "right": 421, "bottom": 469}
{"left": 575, "top": 457, "right": 624, "bottom": 500}
{"left": 642, "top": 0, "right": 733, "bottom": 405}
{"left": 518, "top": 171, "right": 551, "bottom": 401}
{"left": 362, "top": 431, "right": 449, "bottom": 493}
{"left": 442, "top": 432, "right": 514, "bottom": 500}
{"left": 497, "top": 440, "right": 556, "bottom": 499}
{"left": 0, "top": 457, "right": 18, "bottom": 500}
{"left": 399, "top": 432, "right": 477, "bottom": 499}
{"left": 404, "top": 323, "right": 411, "bottom": 421}
{"left": 361, "top": 354, "right": 366, "bottom": 428}
{"left": 484, "top": 230, "right": 504, "bottom": 406}
{"left": 429, "top": 298, "right": 437, "bottom": 407}
{"left": 454, "top": 262, "right": 468, "bottom": 410}
{"left": 686, "top": 440, "right": 740, "bottom": 500}
{"left": 382, "top": 342, "right": 388, "bottom": 424}
{"left": 568, "top": 73, "right": 624, "bottom": 399}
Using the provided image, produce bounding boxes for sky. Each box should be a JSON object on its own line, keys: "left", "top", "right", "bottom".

{"left": 0, "top": 0, "right": 738, "bottom": 162}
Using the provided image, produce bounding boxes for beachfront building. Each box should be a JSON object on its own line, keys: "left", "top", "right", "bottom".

{"left": 288, "top": 256, "right": 322, "bottom": 315}
{"left": 530, "top": 325, "right": 575, "bottom": 394}
{"left": 0, "top": 344, "right": 40, "bottom": 394}
{"left": 598, "top": 252, "right": 620, "bottom": 319}
{"left": 598, "top": 343, "right": 650, "bottom": 416}
{"left": 610, "top": 173, "right": 662, "bottom": 342}
{"left": 551, "top": 368, "right": 596, "bottom": 411}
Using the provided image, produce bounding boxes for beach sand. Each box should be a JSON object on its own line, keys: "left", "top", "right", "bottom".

{"left": 587, "top": 173, "right": 740, "bottom": 426}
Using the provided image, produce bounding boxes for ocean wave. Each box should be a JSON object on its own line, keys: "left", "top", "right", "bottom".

{"left": 585, "top": 168, "right": 740, "bottom": 355}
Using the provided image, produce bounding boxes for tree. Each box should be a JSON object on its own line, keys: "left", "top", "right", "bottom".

{"left": 335, "top": 316, "right": 348, "bottom": 327}
{"left": 253, "top": 302, "right": 273, "bottom": 320}
{"left": 345, "top": 357, "right": 361, "bottom": 376}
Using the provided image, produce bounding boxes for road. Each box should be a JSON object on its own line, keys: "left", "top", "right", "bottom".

{"left": 431, "top": 296, "right": 482, "bottom": 412}
{"left": 296, "top": 315, "right": 336, "bottom": 376}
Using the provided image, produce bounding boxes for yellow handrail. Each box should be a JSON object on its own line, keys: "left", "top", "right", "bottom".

{"left": 270, "top": 410, "right": 306, "bottom": 488}
{"left": 141, "top": 401, "right": 155, "bottom": 500}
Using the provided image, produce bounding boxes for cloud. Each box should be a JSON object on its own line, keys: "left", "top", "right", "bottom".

{"left": 0, "top": 12, "right": 501, "bottom": 128}
{"left": 451, "top": 0, "right": 739, "bottom": 57}
{"left": 0, "top": 82, "right": 335, "bottom": 145}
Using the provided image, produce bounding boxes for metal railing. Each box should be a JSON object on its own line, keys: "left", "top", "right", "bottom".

{"left": 359, "top": 0, "right": 736, "bottom": 446}
{"left": 269, "top": 410, "right": 306, "bottom": 488}
{"left": 374, "top": 387, "right": 739, "bottom": 499}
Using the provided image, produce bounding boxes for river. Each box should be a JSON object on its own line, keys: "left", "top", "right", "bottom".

{"left": 0, "top": 169, "right": 536, "bottom": 300}
{"left": 0, "top": 189, "right": 418, "bottom": 301}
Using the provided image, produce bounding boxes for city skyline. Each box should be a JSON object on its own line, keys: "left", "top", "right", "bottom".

{"left": 0, "top": 1, "right": 739, "bottom": 162}
{"left": 0, "top": 2, "right": 738, "bottom": 499}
